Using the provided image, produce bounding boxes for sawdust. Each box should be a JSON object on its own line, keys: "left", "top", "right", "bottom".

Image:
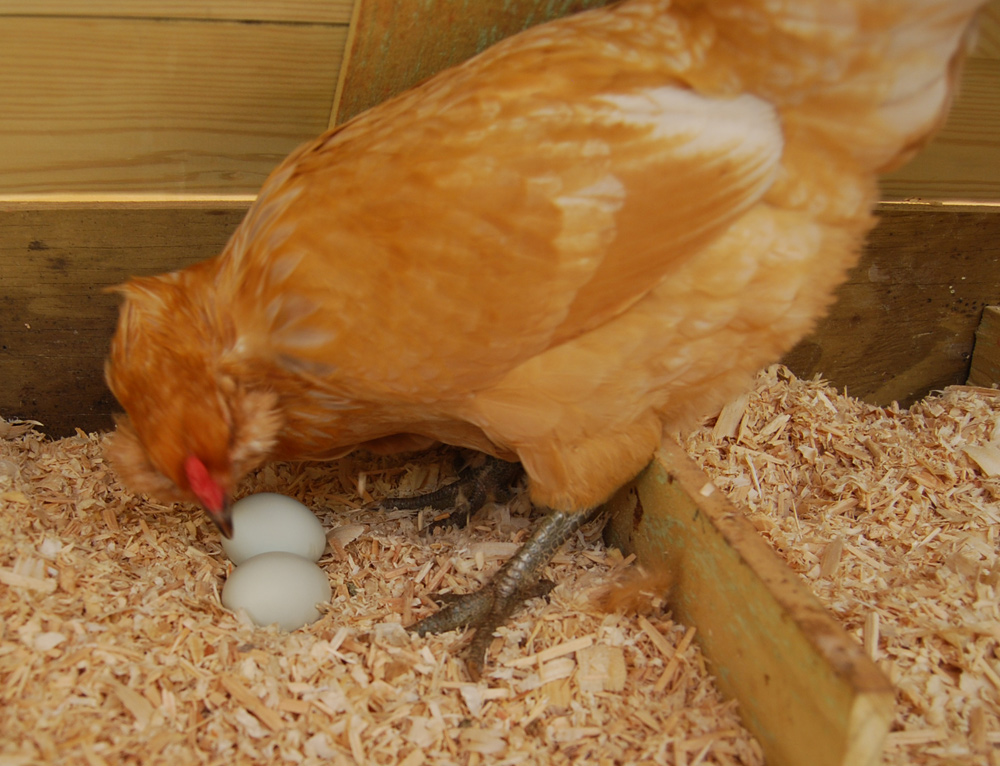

{"left": 3, "top": 363, "right": 997, "bottom": 764}
{"left": 0, "top": 426, "right": 757, "bottom": 765}
{"left": 685, "top": 365, "right": 1000, "bottom": 765}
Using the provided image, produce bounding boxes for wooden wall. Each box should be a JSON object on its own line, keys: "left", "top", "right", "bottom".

{"left": 5, "top": 204, "right": 994, "bottom": 436}
{"left": 880, "top": 2, "right": 1000, "bottom": 202}
{"left": 0, "top": 2, "right": 352, "bottom": 198}
{"left": 784, "top": 205, "right": 1000, "bottom": 404}
{"left": 2, "top": 0, "right": 995, "bottom": 202}
{"left": 0, "top": 0, "right": 611, "bottom": 200}
{"left": 333, "top": 0, "right": 613, "bottom": 124}
{"left": 1, "top": 0, "right": 999, "bottom": 436}
{"left": 1, "top": 205, "right": 245, "bottom": 434}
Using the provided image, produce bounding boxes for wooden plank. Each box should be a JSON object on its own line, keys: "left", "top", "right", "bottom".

{"left": 880, "top": 59, "right": 1000, "bottom": 203}
{"left": 333, "top": 0, "right": 1000, "bottom": 202}
{"left": 782, "top": 205, "right": 1000, "bottom": 407}
{"left": 0, "top": 206, "right": 246, "bottom": 434}
{"left": 0, "top": 1, "right": 353, "bottom": 24}
{"left": 2, "top": 204, "right": 996, "bottom": 436}
{"left": 332, "top": 0, "right": 613, "bottom": 125}
{"left": 968, "top": 305, "right": 1000, "bottom": 387}
{"left": 0, "top": 17, "right": 347, "bottom": 196}
{"left": 973, "top": 0, "right": 1000, "bottom": 59}
{"left": 605, "top": 440, "right": 894, "bottom": 766}
{"left": 879, "top": 0, "right": 1000, "bottom": 202}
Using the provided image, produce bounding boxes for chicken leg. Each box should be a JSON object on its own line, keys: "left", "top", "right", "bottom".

{"left": 382, "top": 455, "right": 523, "bottom": 531}
{"left": 411, "top": 505, "right": 599, "bottom": 677}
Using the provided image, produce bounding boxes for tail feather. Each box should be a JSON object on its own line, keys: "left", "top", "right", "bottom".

{"left": 674, "top": 0, "right": 986, "bottom": 172}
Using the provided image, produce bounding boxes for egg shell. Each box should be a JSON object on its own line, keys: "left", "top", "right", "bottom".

{"left": 221, "top": 552, "right": 332, "bottom": 631}
{"left": 222, "top": 493, "right": 327, "bottom": 565}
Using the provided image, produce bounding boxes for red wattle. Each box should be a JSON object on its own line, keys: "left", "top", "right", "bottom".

{"left": 184, "top": 455, "right": 224, "bottom": 512}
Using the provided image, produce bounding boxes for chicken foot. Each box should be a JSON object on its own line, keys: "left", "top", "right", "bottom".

{"left": 410, "top": 505, "right": 600, "bottom": 678}
{"left": 381, "top": 455, "right": 523, "bottom": 531}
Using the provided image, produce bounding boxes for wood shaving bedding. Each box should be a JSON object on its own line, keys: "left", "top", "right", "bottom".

{"left": 4, "top": 362, "right": 997, "bottom": 765}
{"left": 0, "top": 428, "right": 759, "bottom": 765}
{"left": 684, "top": 365, "right": 1000, "bottom": 766}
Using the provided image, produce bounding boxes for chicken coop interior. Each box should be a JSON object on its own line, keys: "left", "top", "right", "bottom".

{"left": 2, "top": 2, "right": 1000, "bottom": 765}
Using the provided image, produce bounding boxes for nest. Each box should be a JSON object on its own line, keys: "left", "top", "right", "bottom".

{"left": 2, "top": 363, "right": 997, "bottom": 764}
{"left": 0, "top": 429, "right": 755, "bottom": 765}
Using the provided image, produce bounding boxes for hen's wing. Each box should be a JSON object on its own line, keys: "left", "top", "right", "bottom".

{"left": 219, "top": 18, "right": 783, "bottom": 402}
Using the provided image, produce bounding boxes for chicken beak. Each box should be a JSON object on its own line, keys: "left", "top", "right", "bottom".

{"left": 208, "top": 500, "right": 234, "bottom": 539}
{"left": 184, "top": 456, "right": 233, "bottom": 537}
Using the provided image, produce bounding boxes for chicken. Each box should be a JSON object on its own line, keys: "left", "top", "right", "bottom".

{"left": 105, "top": 0, "right": 983, "bottom": 670}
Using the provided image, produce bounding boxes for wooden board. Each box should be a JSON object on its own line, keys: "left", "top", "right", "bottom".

{"left": 2, "top": 205, "right": 996, "bottom": 436}
{"left": 334, "top": 0, "right": 1000, "bottom": 198}
{"left": 880, "top": 59, "right": 1000, "bottom": 203}
{"left": 968, "top": 305, "right": 1000, "bottom": 387}
{"left": 782, "top": 204, "right": 1000, "bottom": 407}
{"left": 5, "top": 0, "right": 354, "bottom": 23}
{"left": 332, "top": 0, "right": 612, "bottom": 125}
{"left": 879, "top": 0, "right": 1000, "bottom": 203}
{"left": 973, "top": 0, "right": 1000, "bottom": 57}
{"left": 1, "top": 0, "right": 995, "bottom": 200}
{"left": 0, "top": 206, "right": 246, "bottom": 434}
{"left": 0, "top": 16, "right": 348, "bottom": 196}
{"left": 604, "top": 439, "right": 894, "bottom": 766}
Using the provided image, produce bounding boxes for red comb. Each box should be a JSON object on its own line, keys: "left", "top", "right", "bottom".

{"left": 184, "top": 455, "right": 224, "bottom": 512}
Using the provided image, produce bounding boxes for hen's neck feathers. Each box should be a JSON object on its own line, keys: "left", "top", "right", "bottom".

{"left": 106, "top": 265, "right": 283, "bottom": 498}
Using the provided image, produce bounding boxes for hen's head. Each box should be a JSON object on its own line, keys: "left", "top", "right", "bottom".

{"left": 104, "top": 270, "right": 283, "bottom": 537}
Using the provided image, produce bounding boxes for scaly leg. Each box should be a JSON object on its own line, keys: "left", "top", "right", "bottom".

{"left": 410, "top": 506, "right": 599, "bottom": 677}
{"left": 381, "top": 455, "right": 523, "bottom": 531}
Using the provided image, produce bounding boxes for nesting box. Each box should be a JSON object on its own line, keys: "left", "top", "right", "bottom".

{"left": 1, "top": 2, "right": 999, "bottom": 765}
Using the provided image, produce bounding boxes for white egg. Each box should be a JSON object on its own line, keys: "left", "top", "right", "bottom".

{"left": 221, "top": 493, "right": 327, "bottom": 565}
{"left": 221, "top": 552, "right": 332, "bottom": 631}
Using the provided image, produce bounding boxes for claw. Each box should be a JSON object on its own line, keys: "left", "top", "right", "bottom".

{"left": 409, "top": 507, "right": 599, "bottom": 675}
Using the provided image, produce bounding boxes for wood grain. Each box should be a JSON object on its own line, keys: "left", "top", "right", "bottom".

{"left": 3, "top": 205, "right": 995, "bottom": 437}
{"left": 0, "top": 207, "right": 245, "bottom": 434}
{"left": 0, "top": 17, "right": 347, "bottom": 196}
{"left": 973, "top": 0, "right": 1000, "bottom": 59}
{"left": 3, "top": 0, "right": 999, "bottom": 433}
{"left": 968, "top": 305, "right": 1000, "bottom": 387}
{"left": 2, "top": 0, "right": 995, "bottom": 201}
{"left": 1, "top": 1, "right": 353, "bottom": 23}
{"left": 880, "top": 59, "right": 1000, "bottom": 202}
{"left": 332, "top": 0, "right": 1000, "bottom": 200}
{"left": 879, "top": 0, "right": 1000, "bottom": 202}
{"left": 782, "top": 205, "right": 1000, "bottom": 406}
{"left": 333, "top": 0, "right": 613, "bottom": 125}
{"left": 605, "top": 441, "right": 894, "bottom": 766}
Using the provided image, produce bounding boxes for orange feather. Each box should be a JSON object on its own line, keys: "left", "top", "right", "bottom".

{"left": 106, "top": 0, "right": 984, "bottom": 520}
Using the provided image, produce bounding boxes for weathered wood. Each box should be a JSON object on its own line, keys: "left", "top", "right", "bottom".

{"left": 8, "top": 1, "right": 353, "bottom": 23}
{"left": 0, "top": 207, "right": 246, "bottom": 434}
{"left": 4, "top": 0, "right": 999, "bottom": 433}
{"left": 968, "top": 305, "right": 1000, "bottom": 387}
{"left": 878, "top": 0, "right": 1000, "bottom": 202}
{"left": 782, "top": 205, "right": 1000, "bottom": 406}
{"left": 333, "top": 0, "right": 1000, "bottom": 198}
{"left": 605, "top": 440, "right": 894, "bottom": 766}
{"left": 2, "top": 205, "right": 996, "bottom": 436}
{"left": 332, "top": 0, "right": 613, "bottom": 125}
{"left": 975, "top": 0, "right": 1000, "bottom": 58}
{"left": 880, "top": 59, "right": 1000, "bottom": 203}
{"left": 2, "top": 0, "right": 995, "bottom": 200}
{"left": 0, "top": 16, "right": 347, "bottom": 196}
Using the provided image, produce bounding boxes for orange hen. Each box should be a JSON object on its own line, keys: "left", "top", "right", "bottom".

{"left": 106, "top": 0, "right": 984, "bottom": 668}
